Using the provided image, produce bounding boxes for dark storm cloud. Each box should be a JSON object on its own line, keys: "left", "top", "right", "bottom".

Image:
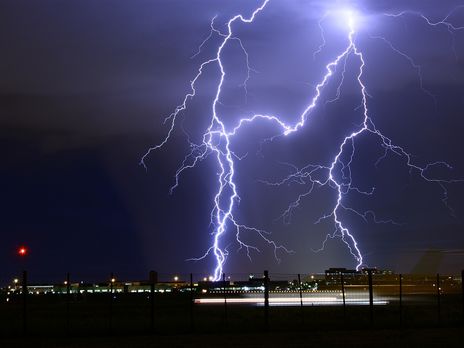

{"left": 1, "top": 0, "right": 463, "bottom": 282}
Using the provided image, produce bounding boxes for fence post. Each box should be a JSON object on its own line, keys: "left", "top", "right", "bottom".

{"left": 399, "top": 274, "right": 403, "bottom": 328}
{"left": 66, "top": 272, "right": 71, "bottom": 334}
{"left": 367, "top": 269, "right": 373, "bottom": 325}
{"left": 149, "top": 271, "right": 157, "bottom": 332}
{"left": 264, "top": 270, "right": 270, "bottom": 330}
{"left": 462, "top": 270, "right": 464, "bottom": 324}
{"left": 190, "top": 273, "right": 194, "bottom": 331}
{"left": 22, "top": 270, "right": 28, "bottom": 336}
{"left": 109, "top": 272, "right": 114, "bottom": 332}
{"left": 298, "top": 274, "right": 304, "bottom": 325}
{"left": 436, "top": 273, "right": 441, "bottom": 325}
{"left": 340, "top": 272, "right": 346, "bottom": 319}
{"left": 222, "top": 273, "right": 228, "bottom": 328}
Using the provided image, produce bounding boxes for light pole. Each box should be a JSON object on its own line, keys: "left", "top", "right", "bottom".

{"left": 17, "top": 245, "right": 29, "bottom": 335}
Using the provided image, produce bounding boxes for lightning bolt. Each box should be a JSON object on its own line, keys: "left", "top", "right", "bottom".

{"left": 142, "top": 2, "right": 463, "bottom": 280}
{"left": 384, "top": 5, "right": 464, "bottom": 59}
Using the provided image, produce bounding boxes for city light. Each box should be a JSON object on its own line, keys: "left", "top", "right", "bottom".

{"left": 194, "top": 297, "right": 388, "bottom": 306}
{"left": 17, "top": 246, "right": 28, "bottom": 257}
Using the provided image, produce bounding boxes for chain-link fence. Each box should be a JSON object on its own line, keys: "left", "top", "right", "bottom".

{"left": 1, "top": 270, "right": 463, "bottom": 336}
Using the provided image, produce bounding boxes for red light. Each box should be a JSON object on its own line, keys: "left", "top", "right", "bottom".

{"left": 18, "top": 246, "right": 28, "bottom": 257}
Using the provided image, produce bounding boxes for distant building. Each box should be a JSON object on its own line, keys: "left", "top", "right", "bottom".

{"left": 324, "top": 267, "right": 397, "bottom": 288}
{"left": 325, "top": 268, "right": 359, "bottom": 285}
{"left": 360, "top": 267, "right": 393, "bottom": 275}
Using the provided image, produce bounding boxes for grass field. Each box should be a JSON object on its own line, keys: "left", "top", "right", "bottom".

{"left": 1, "top": 292, "right": 462, "bottom": 337}
{"left": 1, "top": 327, "right": 463, "bottom": 348}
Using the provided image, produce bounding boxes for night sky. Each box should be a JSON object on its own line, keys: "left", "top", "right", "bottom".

{"left": 1, "top": 0, "right": 464, "bottom": 283}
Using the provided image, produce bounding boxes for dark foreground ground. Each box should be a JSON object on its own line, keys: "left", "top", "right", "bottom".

{"left": 1, "top": 328, "right": 463, "bottom": 348}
